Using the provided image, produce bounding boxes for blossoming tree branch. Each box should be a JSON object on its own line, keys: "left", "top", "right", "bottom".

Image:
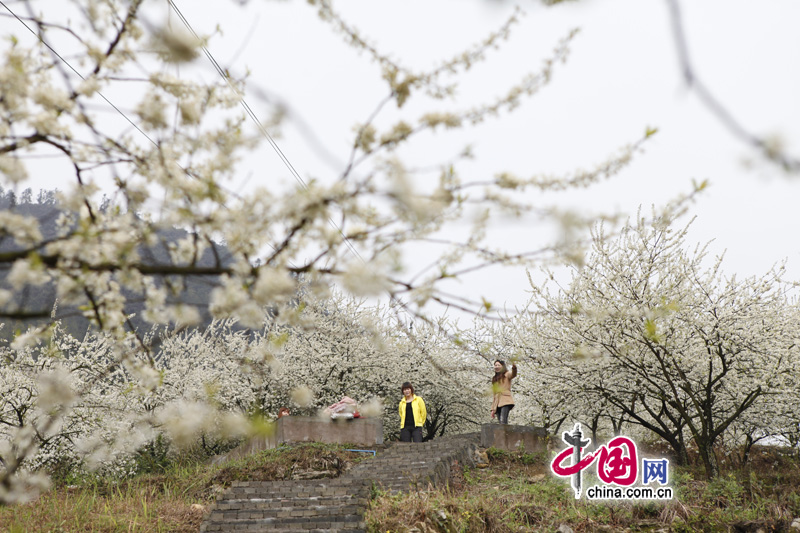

{"left": 0, "top": 0, "right": 669, "bottom": 502}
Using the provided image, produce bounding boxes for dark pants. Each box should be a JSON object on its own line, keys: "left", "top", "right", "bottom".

{"left": 498, "top": 405, "right": 514, "bottom": 425}
{"left": 400, "top": 426, "right": 423, "bottom": 442}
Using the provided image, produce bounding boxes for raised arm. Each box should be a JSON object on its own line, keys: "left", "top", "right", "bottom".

{"left": 506, "top": 363, "right": 517, "bottom": 380}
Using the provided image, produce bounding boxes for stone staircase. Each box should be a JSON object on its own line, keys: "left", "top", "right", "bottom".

{"left": 199, "top": 478, "right": 371, "bottom": 532}
{"left": 200, "top": 433, "right": 480, "bottom": 532}
{"left": 346, "top": 433, "right": 480, "bottom": 493}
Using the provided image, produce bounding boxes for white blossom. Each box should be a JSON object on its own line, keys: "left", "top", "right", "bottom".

{"left": 0, "top": 0, "right": 668, "bottom": 503}
{"left": 0, "top": 156, "right": 28, "bottom": 184}
{"left": 0, "top": 212, "right": 42, "bottom": 245}
{"left": 6, "top": 259, "right": 50, "bottom": 289}
{"left": 341, "top": 260, "right": 390, "bottom": 297}
{"left": 152, "top": 26, "right": 202, "bottom": 63}
{"left": 290, "top": 385, "right": 314, "bottom": 408}
{"left": 135, "top": 91, "right": 168, "bottom": 130}
{"left": 253, "top": 268, "right": 296, "bottom": 305}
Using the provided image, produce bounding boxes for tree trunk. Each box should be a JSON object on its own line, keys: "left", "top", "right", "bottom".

{"left": 698, "top": 442, "right": 720, "bottom": 479}
{"left": 666, "top": 436, "right": 690, "bottom": 466}
{"left": 739, "top": 434, "right": 756, "bottom": 468}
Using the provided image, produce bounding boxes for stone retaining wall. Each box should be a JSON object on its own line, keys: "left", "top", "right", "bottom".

{"left": 212, "top": 416, "right": 383, "bottom": 465}
{"left": 480, "top": 423, "right": 548, "bottom": 453}
{"left": 201, "top": 432, "right": 481, "bottom": 532}
{"left": 278, "top": 416, "right": 383, "bottom": 446}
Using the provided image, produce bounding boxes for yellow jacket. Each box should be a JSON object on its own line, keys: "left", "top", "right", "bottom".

{"left": 398, "top": 395, "right": 426, "bottom": 429}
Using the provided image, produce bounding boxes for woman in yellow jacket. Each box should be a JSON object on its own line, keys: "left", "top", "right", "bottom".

{"left": 398, "top": 381, "right": 426, "bottom": 442}
{"left": 490, "top": 360, "right": 517, "bottom": 424}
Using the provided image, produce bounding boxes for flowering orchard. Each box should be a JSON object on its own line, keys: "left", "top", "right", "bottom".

{"left": 250, "top": 295, "right": 486, "bottom": 440}
{"left": 0, "top": 0, "right": 670, "bottom": 502}
{"left": 0, "top": 292, "right": 490, "bottom": 502}
{"left": 486, "top": 214, "right": 800, "bottom": 479}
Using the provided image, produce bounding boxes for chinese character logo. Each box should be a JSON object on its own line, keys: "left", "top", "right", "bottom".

{"left": 551, "top": 423, "right": 637, "bottom": 498}
{"left": 551, "top": 423, "right": 670, "bottom": 500}
{"left": 642, "top": 458, "right": 669, "bottom": 485}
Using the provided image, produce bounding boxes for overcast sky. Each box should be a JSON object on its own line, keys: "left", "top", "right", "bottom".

{"left": 184, "top": 0, "right": 800, "bottom": 310}
{"left": 5, "top": 0, "right": 800, "bottom": 315}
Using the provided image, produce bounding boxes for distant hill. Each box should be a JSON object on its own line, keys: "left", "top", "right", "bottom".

{"left": 0, "top": 188, "right": 234, "bottom": 342}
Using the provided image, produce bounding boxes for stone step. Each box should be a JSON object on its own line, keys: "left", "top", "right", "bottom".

{"left": 204, "top": 529, "right": 364, "bottom": 533}
{"left": 353, "top": 450, "right": 467, "bottom": 461}
{"left": 221, "top": 480, "right": 369, "bottom": 497}
{"left": 200, "top": 432, "right": 480, "bottom": 532}
{"left": 222, "top": 486, "right": 367, "bottom": 498}
{"left": 204, "top": 529, "right": 363, "bottom": 533}
{"left": 205, "top": 505, "right": 364, "bottom": 522}
{"left": 206, "top": 513, "right": 364, "bottom": 531}
{"left": 348, "top": 461, "right": 464, "bottom": 475}
{"left": 356, "top": 462, "right": 455, "bottom": 470}
{"left": 382, "top": 444, "right": 454, "bottom": 451}
{"left": 227, "top": 479, "right": 368, "bottom": 488}
{"left": 374, "top": 450, "right": 468, "bottom": 459}
{"left": 353, "top": 465, "right": 444, "bottom": 472}
{"left": 212, "top": 497, "right": 368, "bottom": 513}
{"left": 202, "top": 524, "right": 364, "bottom": 532}
{"left": 201, "top": 514, "right": 364, "bottom": 531}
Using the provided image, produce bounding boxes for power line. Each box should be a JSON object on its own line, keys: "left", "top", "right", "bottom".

{"left": 166, "top": 2, "right": 494, "bottom": 328}
{"left": 0, "top": 0, "right": 240, "bottom": 207}
{"left": 166, "top": 0, "right": 366, "bottom": 264}
{"left": 0, "top": 0, "right": 158, "bottom": 149}
{"left": 3, "top": 1, "right": 439, "bottom": 324}
{"left": 0, "top": 0, "right": 349, "bottom": 264}
{"left": 167, "top": 1, "right": 307, "bottom": 190}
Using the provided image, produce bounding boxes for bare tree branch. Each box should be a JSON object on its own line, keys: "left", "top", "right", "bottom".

{"left": 665, "top": 0, "right": 800, "bottom": 173}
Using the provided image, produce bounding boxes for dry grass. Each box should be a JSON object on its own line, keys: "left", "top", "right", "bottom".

{"left": 0, "top": 442, "right": 367, "bottom": 533}
{"left": 210, "top": 442, "right": 365, "bottom": 485}
{"left": 365, "top": 445, "right": 800, "bottom": 533}
{"left": 3, "top": 443, "right": 798, "bottom": 533}
{"left": 0, "top": 485, "right": 206, "bottom": 533}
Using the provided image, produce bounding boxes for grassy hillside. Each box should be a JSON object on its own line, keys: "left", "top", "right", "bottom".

{"left": 1, "top": 443, "right": 798, "bottom": 532}
{"left": 366, "top": 447, "right": 800, "bottom": 532}
{"left": 0, "top": 443, "right": 367, "bottom": 533}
